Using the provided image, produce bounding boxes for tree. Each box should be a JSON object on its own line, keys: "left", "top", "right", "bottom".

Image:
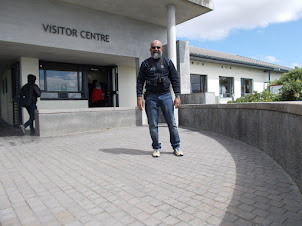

{"left": 228, "top": 67, "right": 302, "bottom": 103}
{"left": 270, "top": 67, "right": 302, "bottom": 101}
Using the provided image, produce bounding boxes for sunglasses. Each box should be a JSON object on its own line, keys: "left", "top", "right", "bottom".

{"left": 151, "top": 46, "right": 161, "bottom": 49}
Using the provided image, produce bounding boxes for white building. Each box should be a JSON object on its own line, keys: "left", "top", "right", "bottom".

{"left": 176, "top": 41, "right": 291, "bottom": 104}
{"left": 0, "top": 0, "right": 291, "bottom": 136}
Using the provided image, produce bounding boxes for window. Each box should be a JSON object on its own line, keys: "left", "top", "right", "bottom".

{"left": 219, "top": 76, "right": 234, "bottom": 97}
{"left": 39, "top": 61, "right": 86, "bottom": 99}
{"left": 190, "top": 74, "right": 207, "bottom": 93}
{"left": 2, "top": 78, "right": 7, "bottom": 94}
{"left": 241, "top": 78, "right": 253, "bottom": 96}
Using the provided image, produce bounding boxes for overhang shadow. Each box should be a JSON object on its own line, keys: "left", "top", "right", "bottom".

{"left": 194, "top": 129, "right": 302, "bottom": 225}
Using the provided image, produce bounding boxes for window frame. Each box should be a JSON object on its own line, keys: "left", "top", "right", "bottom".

{"left": 39, "top": 61, "right": 88, "bottom": 100}
{"left": 190, "top": 74, "right": 207, "bottom": 93}
{"left": 241, "top": 78, "right": 253, "bottom": 96}
{"left": 219, "top": 76, "right": 234, "bottom": 98}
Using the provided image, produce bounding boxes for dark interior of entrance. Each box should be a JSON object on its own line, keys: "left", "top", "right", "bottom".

{"left": 88, "top": 66, "right": 118, "bottom": 108}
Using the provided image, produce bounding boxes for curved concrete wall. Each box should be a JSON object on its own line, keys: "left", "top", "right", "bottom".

{"left": 179, "top": 102, "right": 302, "bottom": 192}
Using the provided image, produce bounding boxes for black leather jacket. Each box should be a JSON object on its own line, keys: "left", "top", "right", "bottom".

{"left": 136, "top": 56, "right": 180, "bottom": 97}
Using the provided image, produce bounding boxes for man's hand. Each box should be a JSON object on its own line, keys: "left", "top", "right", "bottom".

{"left": 174, "top": 96, "right": 181, "bottom": 108}
{"left": 137, "top": 97, "right": 144, "bottom": 111}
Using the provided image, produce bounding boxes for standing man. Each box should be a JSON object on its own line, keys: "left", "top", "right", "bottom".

{"left": 20, "top": 74, "right": 41, "bottom": 135}
{"left": 137, "top": 40, "right": 183, "bottom": 157}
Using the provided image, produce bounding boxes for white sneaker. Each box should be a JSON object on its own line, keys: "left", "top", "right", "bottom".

{"left": 174, "top": 148, "right": 183, "bottom": 156}
{"left": 20, "top": 125, "right": 25, "bottom": 134}
{"left": 152, "top": 149, "right": 160, "bottom": 157}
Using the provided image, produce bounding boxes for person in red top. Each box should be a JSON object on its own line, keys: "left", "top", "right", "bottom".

{"left": 92, "top": 84, "right": 103, "bottom": 102}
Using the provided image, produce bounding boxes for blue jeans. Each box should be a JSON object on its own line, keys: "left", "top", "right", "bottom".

{"left": 145, "top": 93, "right": 180, "bottom": 150}
{"left": 24, "top": 103, "right": 37, "bottom": 134}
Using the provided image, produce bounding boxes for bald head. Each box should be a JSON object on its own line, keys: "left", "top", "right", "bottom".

{"left": 150, "top": 40, "right": 162, "bottom": 48}
{"left": 150, "top": 40, "right": 163, "bottom": 59}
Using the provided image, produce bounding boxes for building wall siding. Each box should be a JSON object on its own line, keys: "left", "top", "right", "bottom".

{"left": 0, "top": 0, "right": 166, "bottom": 61}
{"left": 189, "top": 60, "right": 283, "bottom": 103}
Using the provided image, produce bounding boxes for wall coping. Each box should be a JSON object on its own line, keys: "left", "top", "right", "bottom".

{"left": 37, "top": 107, "right": 136, "bottom": 114}
{"left": 180, "top": 101, "right": 302, "bottom": 116}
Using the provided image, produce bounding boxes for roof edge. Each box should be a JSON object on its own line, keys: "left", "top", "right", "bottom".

{"left": 186, "top": 0, "right": 214, "bottom": 10}
{"left": 190, "top": 54, "right": 291, "bottom": 72}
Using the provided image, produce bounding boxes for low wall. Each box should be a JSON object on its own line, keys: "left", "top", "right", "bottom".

{"left": 179, "top": 102, "right": 302, "bottom": 192}
{"left": 180, "top": 92, "right": 216, "bottom": 104}
{"left": 36, "top": 107, "right": 139, "bottom": 137}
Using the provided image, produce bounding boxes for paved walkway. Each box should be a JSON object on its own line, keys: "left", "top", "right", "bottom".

{"left": 0, "top": 123, "right": 302, "bottom": 226}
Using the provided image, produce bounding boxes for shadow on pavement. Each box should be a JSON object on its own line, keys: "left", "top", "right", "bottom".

{"left": 99, "top": 148, "right": 174, "bottom": 156}
{"left": 196, "top": 129, "right": 302, "bottom": 225}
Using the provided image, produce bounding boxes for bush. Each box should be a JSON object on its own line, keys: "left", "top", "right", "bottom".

{"left": 276, "top": 67, "right": 302, "bottom": 101}
{"left": 228, "top": 67, "right": 302, "bottom": 103}
{"left": 228, "top": 91, "right": 278, "bottom": 103}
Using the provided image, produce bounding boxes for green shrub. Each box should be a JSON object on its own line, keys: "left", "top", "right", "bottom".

{"left": 276, "top": 67, "right": 302, "bottom": 101}
{"left": 228, "top": 91, "right": 278, "bottom": 103}
{"left": 228, "top": 67, "right": 302, "bottom": 103}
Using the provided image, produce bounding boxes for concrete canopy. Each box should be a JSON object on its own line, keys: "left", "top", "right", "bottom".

{"left": 59, "top": 0, "right": 214, "bottom": 26}
{"left": 0, "top": 0, "right": 213, "bottom": 74}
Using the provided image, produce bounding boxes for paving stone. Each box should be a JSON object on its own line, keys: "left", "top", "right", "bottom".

{"left": 176, "top": 212, "right": 195, "bottom": 222}
{"left": 134, "top": 211, "right": 151, "bottom": 221}
{"left": 0, "top": 217, "right": 20, "bottom": 226}
{"left": 189, "top": 218, "right": 208, "bottom": 225}
{"left": 221, "top": 212, "right": 238, "bottom": 223}
{"left": 54, "top": 211, "right": 76, "bottom": 224}
{"left": 193, "top": 210, "right": 211, "bottom": 221}
{"left": 206, "top": 215, "right": 222, "bottom": 225}
{"left": 238, "top": 203, "right": 255, "bottom": 212}
{"left": 65, "top": 221, "right": 83, "bottom": 226}
{"left": 143, "top": 216, "right": 161, "bottom": 226}
{"left": 234, "top": 218, "right": 253, "bottom": 226}
{"left": 1, "top": 127, "right": 302, "bottom": 225}
{"left": 252, "top": 208, "right": 270, "bottom": 218}
{"left": 118, "top": 215, "right": 136, "bottom": 225}
{"left": 161, "top": 215, "right": 180, "bottom": 225}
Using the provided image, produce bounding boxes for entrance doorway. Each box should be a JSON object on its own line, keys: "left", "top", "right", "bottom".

{"left": 11, "top": 62, "right": 22, "bottom": 127}
{"left": 88, "top": 65, "right": 119, "bottom": 108}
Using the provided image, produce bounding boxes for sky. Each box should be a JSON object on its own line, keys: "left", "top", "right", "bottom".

{"left": 176, "top": 0, "right": 302, "bottom": 69}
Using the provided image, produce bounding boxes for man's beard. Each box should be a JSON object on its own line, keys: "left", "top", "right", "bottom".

{"left": 152, "top": 52, "right": 162, "bottom": 59}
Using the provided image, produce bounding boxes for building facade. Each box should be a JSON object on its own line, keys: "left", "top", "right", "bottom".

{"left": 176, "top": 41, "right": 292, "bottom": 104}
{"left": 0, "top": 0, "right": 213, "bottom": 130}
{"left": 0, "top": 0, "right": 291, "bottom": 136}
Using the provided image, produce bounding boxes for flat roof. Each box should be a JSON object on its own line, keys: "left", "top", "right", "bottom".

{"left": 190, "top": 46, "right": 293, "bottom": 72}
{"left": 59, "top": 0, "right": 214, "bottom": 26}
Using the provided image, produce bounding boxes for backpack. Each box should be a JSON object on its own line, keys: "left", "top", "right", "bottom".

{"left": 20, "top": 84, "right": 34, "bottom": 107}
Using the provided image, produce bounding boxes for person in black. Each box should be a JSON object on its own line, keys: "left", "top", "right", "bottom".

{"left": 137, "top": 40, "right": 183, "bottom": 157}
{"left": 20, "top": 74, "right": 41, "bottom": 135}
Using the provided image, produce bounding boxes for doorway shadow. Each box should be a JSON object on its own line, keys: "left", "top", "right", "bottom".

{"left": 0, "top": 117, "right": 24, "bottom": 137}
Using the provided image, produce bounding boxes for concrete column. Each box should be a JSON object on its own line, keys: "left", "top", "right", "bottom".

{"left": 167, "top": 4, "right": 177, "bottom": 68}
{"left": 167, "top": 4, "right": 179, "bottom": 125}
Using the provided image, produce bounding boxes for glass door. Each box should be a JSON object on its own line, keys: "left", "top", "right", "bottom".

{"left": 88, "top": 65, "right": 118, "bottom": 107}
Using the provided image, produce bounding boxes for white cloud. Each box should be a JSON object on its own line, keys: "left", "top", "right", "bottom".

{"left": 251, "top": 55, "right": 279, "bottom": 64}
{"left": 264, "top": 56, "right": 279, "bottom": 63}
{"left": 291, "top": 62, "right": 302, "bottom": 68}
{"left": 177, "top": 0, "right": 302, "bottom": 40}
